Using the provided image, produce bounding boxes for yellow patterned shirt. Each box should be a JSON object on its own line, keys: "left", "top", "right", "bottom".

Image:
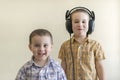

{"left": 58, "top": 36, "right": 105, "bottom": 80}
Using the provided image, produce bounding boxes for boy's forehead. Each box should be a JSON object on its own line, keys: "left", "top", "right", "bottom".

{"left": 32, "top": 35, "right": 51, "bottom": 38}
{"left": 30, "top": 34, "right": 53, "bottom": 44}
{"left": 31, "top": 35, "right": 52, "bottom": 43}
{"left": 71, "top": 11, "right": 90, "bottom": 19}
{"left": 32, "top": 35, "right": 51, "bottom": 41}
{"left": 72, "top": 11, "right": 89, "bottom": 17}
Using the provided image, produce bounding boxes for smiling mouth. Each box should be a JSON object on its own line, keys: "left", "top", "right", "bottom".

{"left": 78, "top": 28, "right": 83, "bottom": 30}
{"left": 38, "top": 53, "right": 46, "bottom": 56}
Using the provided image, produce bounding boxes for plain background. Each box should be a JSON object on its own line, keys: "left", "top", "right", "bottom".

{"left": 0, "top": 0, "right": 120, "bottom": 80}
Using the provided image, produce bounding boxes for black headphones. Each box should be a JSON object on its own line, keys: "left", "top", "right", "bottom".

{"left": 65, "top": 7, "right": 95, "bottom": 35}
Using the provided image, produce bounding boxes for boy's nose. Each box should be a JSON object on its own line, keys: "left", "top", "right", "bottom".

{"left": 79, "top": 22, "right": 83, "bottom": 26}
{"left": 38, "top": 46, "right": 44, "bottom": 51}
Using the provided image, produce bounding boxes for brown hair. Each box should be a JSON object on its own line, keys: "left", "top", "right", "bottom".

{"left": 29, "top": 29, "right": 53, "bottom": 44}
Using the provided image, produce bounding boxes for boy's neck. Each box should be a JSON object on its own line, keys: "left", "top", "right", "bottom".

{"left": 74, "top": 35, "right": 87, "bottom": 44}
{"left": 34, "top": 57, "right": 49, "bottom": 67}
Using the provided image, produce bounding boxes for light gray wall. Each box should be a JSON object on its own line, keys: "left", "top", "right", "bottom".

{"left": 0, "top": 0, "right": 119, "bottom": 80}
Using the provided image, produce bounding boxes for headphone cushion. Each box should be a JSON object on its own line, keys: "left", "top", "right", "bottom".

{"left": 66, "top": 19, "right": 73, "bottom": 34}
{"left": 88, "top": 20, "right": 94, "bottom": 34}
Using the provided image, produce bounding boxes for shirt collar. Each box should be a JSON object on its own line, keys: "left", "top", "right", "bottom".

{"left": 29, "top": 56, "right": 52, "bottom": 68}
{"left": 71, "top": 35, "right": 91, "bottom": 44}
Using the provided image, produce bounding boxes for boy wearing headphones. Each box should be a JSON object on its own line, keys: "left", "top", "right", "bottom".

{"left": 58, "top": 7, "right": 105, "bottom": 80}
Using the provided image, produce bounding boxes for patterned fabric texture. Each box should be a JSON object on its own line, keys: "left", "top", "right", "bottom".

{"left": 58, "top": 37, "right": 105, "bottom": 80}
{"left": 15, "top": 57, "right": 67, "bottom": 80}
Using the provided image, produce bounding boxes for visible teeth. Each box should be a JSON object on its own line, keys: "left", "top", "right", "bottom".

{"left": 38, "top": 53, "right": 45, "bottom": 56}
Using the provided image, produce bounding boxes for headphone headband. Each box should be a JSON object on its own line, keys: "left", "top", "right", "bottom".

{"left": 66, "top": 7, "right": 95, "bottom": 21}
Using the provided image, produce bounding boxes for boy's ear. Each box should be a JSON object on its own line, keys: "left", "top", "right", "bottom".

{"left": 52, "top": 44, "right": 53, "bottom": 48}
{"left": 51, "top": 44, "right": 53, "bottom": 48}
{"left": 28, "top": 44, "right": 32, "bottom": 51}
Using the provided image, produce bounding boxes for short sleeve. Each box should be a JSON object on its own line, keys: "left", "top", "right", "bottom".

{"left": 58, "top": 66, "right": 67, "bottom": 80}
{"left": 58, "top": 43, "right": 66, "bottom": 61}
{"left": 94, "top": 42, "right": 105, "bottom": 60}
{"left": 15, "top": 66, "right": 26, "bottom": 80}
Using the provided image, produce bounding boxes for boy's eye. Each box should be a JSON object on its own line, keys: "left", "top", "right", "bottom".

{"left": 34, "top": 44, "right": 40, "bottom": 47}
{"left": 82, "top": 20, "right": 86, "bottom": 23}
{"left": 74, "top": 21, "right": 79, "bottom": 23}
{"left": 44, "top": 44, "right": 48, "bottom": 47}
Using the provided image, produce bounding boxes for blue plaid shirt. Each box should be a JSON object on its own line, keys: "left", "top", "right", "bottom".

{"left": 15, "top": 57, "right": 67, "bottom": 80}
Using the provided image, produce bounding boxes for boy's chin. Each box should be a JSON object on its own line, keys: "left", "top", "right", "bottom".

{"left": 39, "top": 56, "right": 48, "bottom": 61}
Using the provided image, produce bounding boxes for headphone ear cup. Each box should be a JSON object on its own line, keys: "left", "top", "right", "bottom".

{"left": 66, "top": 19, "right": 73, "bottom": 34}
{"left": 88, "top": 20, "right": 94, "bottom": 34}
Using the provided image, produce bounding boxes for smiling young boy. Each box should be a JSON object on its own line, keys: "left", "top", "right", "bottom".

{"left": 15, "top": 29, "right": 67, "bottom": 80}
